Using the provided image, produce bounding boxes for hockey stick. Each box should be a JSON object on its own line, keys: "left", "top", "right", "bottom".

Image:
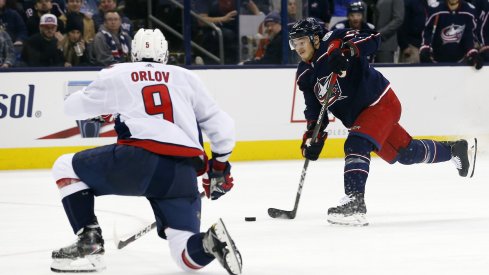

{"left": 268, "top": 73, "right": 338, "bottom": 219}
{"left": 114, "top": 192, "right": 206, "bottom": 249}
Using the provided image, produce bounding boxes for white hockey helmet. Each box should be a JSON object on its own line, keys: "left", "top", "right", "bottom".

{"left": 131, "top": 28, "right": 169, "bottom": 64}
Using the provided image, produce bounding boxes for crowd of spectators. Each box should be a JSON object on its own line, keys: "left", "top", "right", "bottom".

{"left": 0, "top": 0, "right": 487, "bottom": 68}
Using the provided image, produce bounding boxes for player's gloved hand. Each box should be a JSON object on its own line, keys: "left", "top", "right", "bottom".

{"left": 419, "top": 47, "right": 433, "bottom": 63}
{"left": 301, "top": 121, "right": 328, "bottom": 161}
{"left": 202, "top": 159, "right": 234, "bottom": 200}
{"left": 467, "top": 51, "right": 483, "bottom": 70}
{"left": 328, "top": 48, "right": 349, "bottom": 74}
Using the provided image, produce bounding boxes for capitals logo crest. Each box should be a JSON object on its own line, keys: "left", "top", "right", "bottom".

{"left": 313, "top": 73, "right": 346, "bottom": 106}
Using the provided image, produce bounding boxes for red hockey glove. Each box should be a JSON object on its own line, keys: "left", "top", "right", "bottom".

{"left": 202, "top": 159, "right": 234, "bottom": 200}
{"left": 467, "top": 51, "right": 483, "bottom": 70}
{"left": 300, "top": 121, "right": 328, "bottom": 161}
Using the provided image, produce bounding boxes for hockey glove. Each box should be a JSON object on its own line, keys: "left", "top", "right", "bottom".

{"left": 202, "top": 159, "right": 234, "bottom": 200}
{"left": 301, "top": 121, "right": 328, "bottom": 161}
{"left": 467, "top": 51, "right": 483, "bottom": 70}
{"left": 419, "top": 47, "right": 433, "bottom": 63}
{"left": 328, "top": 48, "right": 349, "bottom": 74}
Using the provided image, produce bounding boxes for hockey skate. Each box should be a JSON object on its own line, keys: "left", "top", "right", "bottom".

{"left": 203, "top": 218, "right": 242, "bottom": 275}
{"left": 444, "top": 139, "right": 477, "bottom": 178}
{"left": 51, "top": 226, "right": 106, "bottom": 273}
{"left": 327, "top": 193, "right": 368, "bottom": 226}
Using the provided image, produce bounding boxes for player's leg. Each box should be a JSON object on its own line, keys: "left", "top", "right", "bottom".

{"left": 50, "top": 153, "right": 105, "bottom": 273}
{"left": 147, "top": 158, "right": 241, "bottom": 274}
{"left": 327, "top": 135, "right": 373, "bottom": 226}
{"left": 327, "top": 88, "right": 400, "bottom": 226}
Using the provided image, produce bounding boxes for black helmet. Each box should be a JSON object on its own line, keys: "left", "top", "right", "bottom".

{"left": 347, "top": 2, "right": 364, "bottom": 14}
{"left": 289, "top": 17, "right": 325, "bottom": 40}
{"left": 289, "top": 17, "right": 326, "bottom": 50}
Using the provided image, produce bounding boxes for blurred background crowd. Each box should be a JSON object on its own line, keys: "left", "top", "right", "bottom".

{"left": 0, "top": 0, "right": 487, "bottom": 67}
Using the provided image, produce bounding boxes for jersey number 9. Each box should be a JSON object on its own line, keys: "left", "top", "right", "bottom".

{"left": 141, "top": 84, "right": 174, "bottom": 123}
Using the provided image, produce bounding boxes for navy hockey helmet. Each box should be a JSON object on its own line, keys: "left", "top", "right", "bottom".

{"left": 288, "top": 17, "right": 325, "bottom": 50}
{"left": 347, "top": 2, "right": 364, "bottom": 14}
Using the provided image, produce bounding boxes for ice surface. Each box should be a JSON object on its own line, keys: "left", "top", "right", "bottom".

{"left": 1, "top": 156, "right": 488, "bottom": 275}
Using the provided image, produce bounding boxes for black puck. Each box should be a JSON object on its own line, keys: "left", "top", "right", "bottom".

{"left": 245, "top": 217, "right": 256, "bottom": 222}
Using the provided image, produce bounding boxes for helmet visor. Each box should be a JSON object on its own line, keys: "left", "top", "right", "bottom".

{"left": 289, "top": 36, "right": 309, "bottom": 50}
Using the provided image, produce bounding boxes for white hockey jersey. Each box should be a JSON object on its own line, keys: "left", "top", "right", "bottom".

{"left": 64, "top": 62, "right": 235, "bottom": 158}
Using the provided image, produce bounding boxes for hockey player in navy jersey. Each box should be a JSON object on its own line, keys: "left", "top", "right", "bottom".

{"left": 330, "top": 2, "right": 375, "bottom": 32}
{"left": 289, "top": 18, "right": 478, "bottom": 226}
{"left": 420, "top": 0, "right": 483, "bottom": 69}
{"left": 50, "top": 29, "right": 242, "bottom": 274}
{"left": 475, "top": 0, "right": 489, "bottom": 61}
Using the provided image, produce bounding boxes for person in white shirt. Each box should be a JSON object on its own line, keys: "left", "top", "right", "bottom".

{"left": 50, "top": 28, "right": 242, "bottom": 275}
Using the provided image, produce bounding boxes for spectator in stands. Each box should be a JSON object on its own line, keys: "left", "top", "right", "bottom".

{"left": 242, "top": 11, "right": 283, "bottom": 65}
{"left": 372, "top": 0, "right": 404, "bottom": 63}
{"left": 194, "top": 0, "right": 239, "bottom": 64}
{"left": 23, "top": 0, "right": 65, "bottom": 19}
{"left": 331, "top": 2, "right": 375, "bottom": 31}
{"left": 420, "top": 0, "right": 482, "bottom": 69}
{"left": 305, "top": 0, "right": 332, "bottom": 28}
{"left": 0, "top": 0, "right": 28, "bottom": 43}
{"left": 61, "top": 14, "right": 89, "bottom": 67}
{"left": 0, "top": 26, "right": 15, "bottom": 67}
{"left": 92, "top": 0, "right": 133, "bottom": 36}
{"left": 26, "top": 0, "right": 65, "bottom": 36}
{"left": 21, "top": 13, "right": 64, "bottom": 66}
{"left": 240, "top": 0, "right": 271, "bottom": 15}
{"left": 397, "top": 0, "right": 430, "bottom": 64}
{"left": 90, "top": 10, "right": 131, "bottom": 66}
{"left": 287, "top": 0, "right": 297, "bottom": 22}
{"left": 59, "top": 0, "right": 96, "bottom": 43}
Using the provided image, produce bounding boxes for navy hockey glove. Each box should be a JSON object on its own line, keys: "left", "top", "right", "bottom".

{"left": 202, "top": 159, "right": 234, "bottom": 200}
{"left": 419, "top": 48, "right": 433, "bottom": 63}
{"left": 301, "top": 121, "right": 328, "bottom": 161}
{"left": 328, "top": 48, "right": 349, "bottom": 74}
{"left": 467, "top": 51, "right": 483, "bottom": 70}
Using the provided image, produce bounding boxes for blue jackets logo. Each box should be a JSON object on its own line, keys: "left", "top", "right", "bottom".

{"left": 0, "top": 85, "right": 37, "bottom": 119}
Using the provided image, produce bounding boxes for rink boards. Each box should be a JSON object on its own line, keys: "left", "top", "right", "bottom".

{"left": 0, "top": 66, "right": 487, "bottom": 169}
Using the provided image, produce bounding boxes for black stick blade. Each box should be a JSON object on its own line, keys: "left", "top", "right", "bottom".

{"left": 268, "top": 208, "right": 296, "bottom": 219}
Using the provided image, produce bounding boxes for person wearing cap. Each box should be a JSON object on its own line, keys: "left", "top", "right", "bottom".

{"left": 61, "top": 13, "right": 90, "bottom": 67}
{"left": 21, "top": 13, "right": 64, "bottom": 66}
{"left": 59, "top": 0, "right": 96, "bottom": 43}
{"left": 242, "top": 11, "right": 283, "bottom": 65}
{"left": 26, "top": 0, "right": 65, "bottom": 36}
{"left": 331, "top": 2, "right": 375, "bottom": 32}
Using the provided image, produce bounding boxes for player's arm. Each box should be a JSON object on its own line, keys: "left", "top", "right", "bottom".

{"left": 188, "top": 71, "right": 236, "bottom": 200}
{"left": 341, "top": 29, "right": 381, "bottom": 58}
{"left": 64, "top": 70, "right": 117, "bottom": 119}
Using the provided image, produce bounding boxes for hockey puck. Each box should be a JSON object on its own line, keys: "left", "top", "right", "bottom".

{"left": 245, "top": 217, "right": 256, "bottom": 222}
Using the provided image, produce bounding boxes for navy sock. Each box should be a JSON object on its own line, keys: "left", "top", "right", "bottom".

{"left": 344, "top": 136, "right": 373, "bottom": 195}
{"left": 398, "top": 139, "right": 451, "bottom": 165}
{"left": 61, "top": 189, "right": 97, "bottom": 234}
{"left": 185, "top": 233, "right": 214, "bottom": 267}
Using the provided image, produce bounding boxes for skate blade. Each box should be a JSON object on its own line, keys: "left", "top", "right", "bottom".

{"left": 327, "top": 213, "right": 369, "bottom": 227}
{"left": 467, "top": 138, "right": 477, "bottom": 178}
{"left": 51, "top": 255, "right": 106, "bottom": 273}
{"left": 214, "top": 218, "right": 243, "bottom": 275}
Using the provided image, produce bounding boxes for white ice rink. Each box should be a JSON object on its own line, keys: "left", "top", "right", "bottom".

{"left": 1, "top": 155, "right": 488, "bottom": 275}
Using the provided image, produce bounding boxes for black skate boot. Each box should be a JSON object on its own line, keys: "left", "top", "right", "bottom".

{"left": 327, "top": 193, "right": 368, "bottom": 226}
{"left": 443, "top": 138, "right": 477, "bottom": 178}
{"left": 203, "top": 218, "right": 242, "bottom": 275}
{"left": 51, "top": 225, "right": 105, "bottom": 273}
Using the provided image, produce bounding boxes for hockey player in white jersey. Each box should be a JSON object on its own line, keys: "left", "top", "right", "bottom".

{"left": 50, "top": 29, "right": 242, "bottom": 275}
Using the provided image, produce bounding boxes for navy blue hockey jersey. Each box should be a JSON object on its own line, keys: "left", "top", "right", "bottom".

{"left": 421, "top": 1, "right": 478, "bottom": 62}
{"left": 476, "top": 0, "right": 489, "bottom": 50}
{"left": 295, "top": 29, "right": 390, "bottom": 129}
